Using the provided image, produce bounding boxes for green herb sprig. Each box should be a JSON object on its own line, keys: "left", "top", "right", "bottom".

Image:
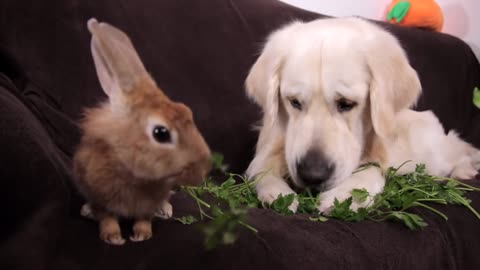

{"left": 362, "top": 163, "right": 480, "bottom": 229}
{"left": 178, "top": 173, "right": 259, "bottom": 250}
{"left": 473, "top": 86, "right": 480, "bottom": 109}
{"left": 176, "top": 153, "right": 480, "bottom": 249}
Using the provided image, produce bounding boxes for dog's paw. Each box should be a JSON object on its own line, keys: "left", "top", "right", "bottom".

{"left": 80, "top": 203, "right": 95, "bottom": 219}
{"left": 451, "top": 162, "right": 478, "bottom": 180}
{"left": 155, "top": 200, "right": 173, "bottom": 220}
{"left": 256, "top": 179, "right": 298, "bottom": 212}
{"left": 318, "top": 187, "right": 373, "bottom": 214}
{"left": 317, "top": 169, "right": 384, "bottom": 214}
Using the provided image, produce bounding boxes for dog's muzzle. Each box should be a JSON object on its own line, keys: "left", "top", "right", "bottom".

{"left": 296, "top": 150, "right": 335, "bottom": 187}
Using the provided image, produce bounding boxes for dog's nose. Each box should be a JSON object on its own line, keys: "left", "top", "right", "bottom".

{"left": 296, "top": 150, "right": 335, "bottom": 186}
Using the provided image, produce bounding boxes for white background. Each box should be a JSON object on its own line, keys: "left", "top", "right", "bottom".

{"left": 279, "top": 0, "right": 480, "bottom": 59}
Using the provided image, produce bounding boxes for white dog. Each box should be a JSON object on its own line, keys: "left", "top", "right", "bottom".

{"left": 245, "top": 18, "right": 480, "bottom": 213}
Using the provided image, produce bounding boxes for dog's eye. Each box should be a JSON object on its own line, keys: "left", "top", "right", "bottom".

{"left": 152, "top": 126, "right": 171, "bottom": 143}
{"left": 289, "top": 98, "right": 302, "bottom": 111}
{"left": 336, "top": 98, "right": 357, "bottom": 112}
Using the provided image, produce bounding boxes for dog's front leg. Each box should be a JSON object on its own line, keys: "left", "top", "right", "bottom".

{"left": 318, "top": 166, "right": 385, "bottom": 214}
{"left": 255, "top": 174, "right": 298, "bottom": 211}
{"left": 247, "top": 136, "right": 298, "bottom": 212}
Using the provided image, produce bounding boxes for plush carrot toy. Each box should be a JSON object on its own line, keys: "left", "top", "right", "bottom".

{"left": 386, "top": 0, "right": 444, "bottom": 32}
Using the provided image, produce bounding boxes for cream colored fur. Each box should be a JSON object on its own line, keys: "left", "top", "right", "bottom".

{"left": 245, "top": 18, "right": 480, "bottom": 213}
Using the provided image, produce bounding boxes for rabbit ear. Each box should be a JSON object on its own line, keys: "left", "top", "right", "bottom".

{"left": 87, "top": 18, "right": 153, "bottom": 98}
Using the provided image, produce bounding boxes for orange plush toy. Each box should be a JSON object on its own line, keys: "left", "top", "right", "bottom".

{"left": 386, "top": 0, "right": 444, "bottom": 32}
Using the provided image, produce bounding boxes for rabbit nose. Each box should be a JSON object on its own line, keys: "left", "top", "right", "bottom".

{"left": 201, "top": 151, "right": 213, "bottom": 175}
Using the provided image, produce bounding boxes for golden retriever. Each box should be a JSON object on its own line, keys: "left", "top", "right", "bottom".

{"left": 245, "top": 18, "right": 480, "bottom": 213}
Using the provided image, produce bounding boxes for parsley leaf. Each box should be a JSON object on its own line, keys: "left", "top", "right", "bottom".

{"left": 351, "top": 188, "right": 369, "bottom": 203}
{"left": 179, "top": 156, "right": 480, "bottom": 249}
{"left": 174, "top": 215, "right": 198, "bottom": 225}
{"left": 269, "top": 194, "right": 295, "bottom": 215}
{"left": 474, "top": 87, "right": 480, "bottom": 109}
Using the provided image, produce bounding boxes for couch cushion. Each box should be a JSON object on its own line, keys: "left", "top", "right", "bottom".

{"left": 47, "top": 181, "right": 480, "bottom": 270}
{"left": 0, "top": 73, "right": 73, "bottom": 269}
{"left": 1, "top": 0, "right": 480, "bottom": 269}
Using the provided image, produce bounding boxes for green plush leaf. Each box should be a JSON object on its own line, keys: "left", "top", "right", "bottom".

{"left": 387, "top": 1, "right": 411, "bottom": 23}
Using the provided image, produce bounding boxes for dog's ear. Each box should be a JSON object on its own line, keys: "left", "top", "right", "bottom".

{"left": 246, "top": 22, "right": 302, "bottom": 127}
{"left": 365, "top": 24, "right": 421, "bottom": 138}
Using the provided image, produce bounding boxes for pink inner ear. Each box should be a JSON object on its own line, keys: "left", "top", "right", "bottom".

{"left": 91, "top": 39, "right": 115, "bottom": 97}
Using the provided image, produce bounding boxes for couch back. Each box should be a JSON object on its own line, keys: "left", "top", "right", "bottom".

{"left": 2, "top": 0, "right": 320, "bottom": 173}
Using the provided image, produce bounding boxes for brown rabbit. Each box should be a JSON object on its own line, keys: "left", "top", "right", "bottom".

{"left": 73, "top": 18, "right": 212, "bottom": 245}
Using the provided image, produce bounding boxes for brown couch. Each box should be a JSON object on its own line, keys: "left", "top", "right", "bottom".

{"left": 1, "top": 0, "right": 480, "bottom": 269}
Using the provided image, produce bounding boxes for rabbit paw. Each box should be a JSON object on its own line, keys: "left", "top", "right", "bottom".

{"left": 130, "top": 220, "right": 152, "bottom": 242}
{"left": 80, "top": 203, "right": 95, "bottom": 219}
{"left": 99, "top": 218, "right": 125, "bottom": 246}
{"left": 155, "top": 200, "right": 173, "bottom": 220}
{"left": 101, "top": 231, "right": 126, "bottom": 246}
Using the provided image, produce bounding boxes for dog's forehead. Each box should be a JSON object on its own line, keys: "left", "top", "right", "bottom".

{"left": 281, "top": 50, "right": 319, "bottom": 92}
{"left": 280, "top": 32, "right": 370, "bottom": 100}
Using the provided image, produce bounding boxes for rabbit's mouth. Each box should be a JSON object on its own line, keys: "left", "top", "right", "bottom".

{"left": 161, "top": 170, "right": 184, "bottom": 182}
{"left": 173, "top": 161, "right": 210, "bottom": 186}
{"left": 128, "top": 155, "right": 210, "bottom": 185}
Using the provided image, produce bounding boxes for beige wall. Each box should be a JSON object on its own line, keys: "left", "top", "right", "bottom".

{"left": 280, "top": 0, "right": 480, "bottom": 59}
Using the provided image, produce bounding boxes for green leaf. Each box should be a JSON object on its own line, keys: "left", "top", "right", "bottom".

{"left": 211, "top": 152, "right": 224, "bottom": 169}
{"left": 297, "top": 188, "right": 319, "bottom": 214}
{"left": 309, "top": 216, "right": 329, "bottom": 222}
{"left": 386, "top": 212, "right": 428, "bottom": 230}
{"left": 352, "top": 188, "right": 369, "bottom": 203}
{"left": 211, "top": 152, "right": 229, "bottom": 172}
{"left": 353, "top": 162, "right": 380, "bottom": 174}
{"left": 270, "top": 193, "right": 295, "bottom": 215}
{"left": 222, "top": 231, "right": 238, "bottom": 245}
{"left": 180, "top": 159, "right": 480, "bottom": 250}
{"left": 330, "top": 197, "right": 360, "bottom": 221}
{"left": 211, "top": 206, "right": 224, "bottom": 217}
{"left": 174, "top": 215, "right": 198, "bottom": 225}
{"left": 202, "top": 206, "right": 247, "bottom": 250}
{"left": 415, "top": 163, "right": 426, "bottom": 174}
{"left": 473, "top": 87, "right": 480, "bottom": 109}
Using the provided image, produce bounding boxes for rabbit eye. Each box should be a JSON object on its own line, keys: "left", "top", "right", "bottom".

{"left": 152, "top": 126, "right": 171, "bottom": 143}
